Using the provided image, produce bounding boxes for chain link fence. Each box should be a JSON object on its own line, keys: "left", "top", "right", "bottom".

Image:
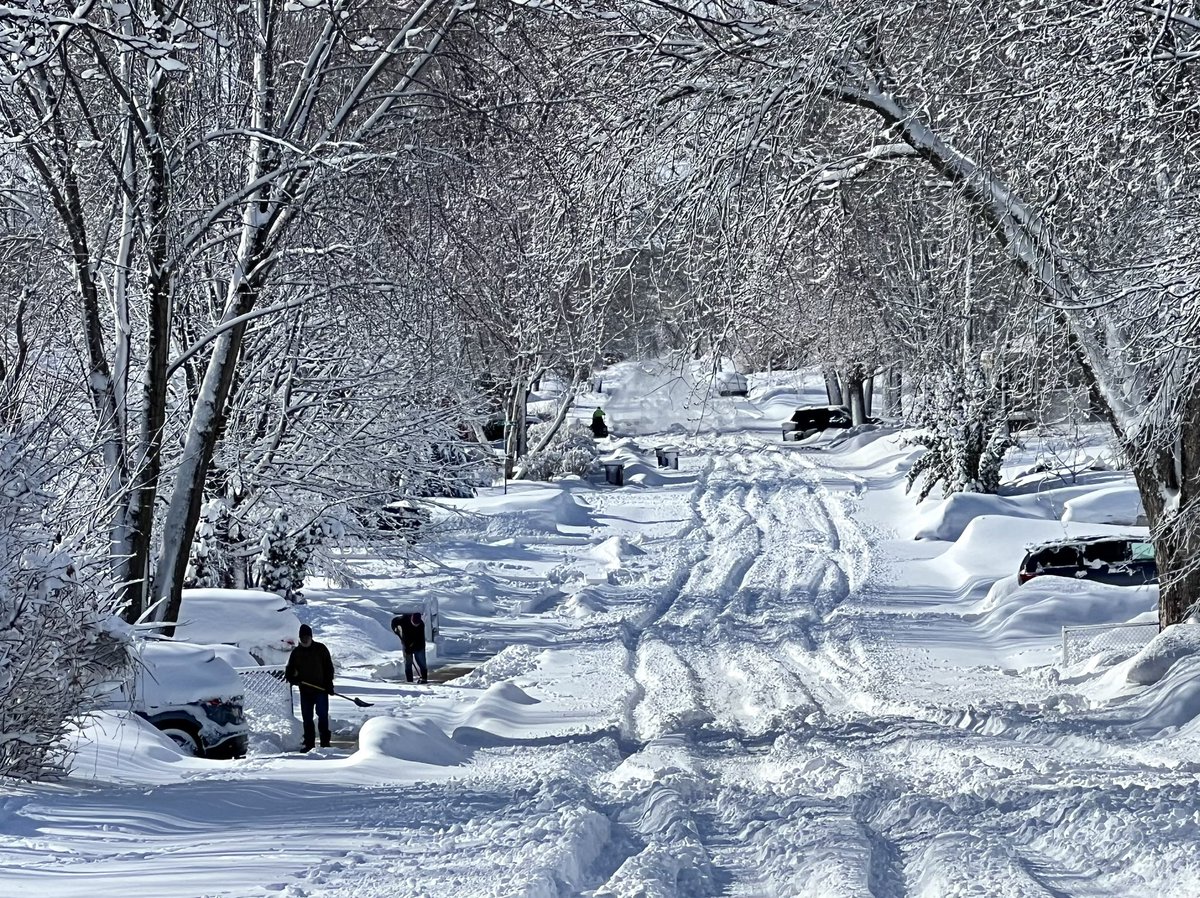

{"left": 236, "top": 665, "right": 295, "bottom": 735}
{"left": 1061, "top": 621, "right": 1159, "bottom": 667}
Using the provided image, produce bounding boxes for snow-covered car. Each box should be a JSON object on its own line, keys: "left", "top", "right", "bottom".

{"left": 1018, "top": 535, "right": 1157, "bottom": 586}
{"left": 172, "top": 588, "right": 302, "bottom": 665}
{"left": 783, "top": 405, "right": 881, "bottom": 440}
{"left": 111, "top": 640, "right": 248, "bottom": 758}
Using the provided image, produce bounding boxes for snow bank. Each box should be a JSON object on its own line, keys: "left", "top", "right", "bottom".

{"left": 932, "top": 516, "right": 1149, "bottom": 583}
{"left": 451, "top": 682, "right": 544, "bottom": 745}
{"left": 556, "top": 536, "right": 648, "bottom": 588}
{"left": 65, "top": 711, "right": 207, "bottom": 784}
{"left": 584, "top": 536, "right": 645, "bottom": 569}
{"left": 440, "top": 483, "right": 595, "bottom": 536}
{"left": 598, "top": 440, "right": 694, "bottom": 487}
{"left": 1123, "top": 624, "right": 1200, "bottom": 687}
{"left": 1097, "top": 651, "right": 1200, "bottom": 740}
{"left": 976, "top": 577, "right": 1157, "bottom": 638}
{"left": 910, "top": 492, "right": 1058, "bottom": 541}
{"left": 357, "top": 715, "right": 469, "bottom": 765}
{"left": 1062, "top": 485, "right": 1146, "bottom": 526}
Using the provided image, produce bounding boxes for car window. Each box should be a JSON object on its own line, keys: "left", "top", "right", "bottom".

{"left": 1082, "top": 541, "right": 1130, "bottom": 565}
{"left": 1033, "top": 545, "right": 1082, "bottom": 569}
{"left": 1130, "top": 542, "right": 1155, "bottom": 562}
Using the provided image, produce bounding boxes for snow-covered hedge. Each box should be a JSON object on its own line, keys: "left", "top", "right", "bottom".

{"left": 522, "top": 422, "right": 599, "bottom": 481}
{"left": 0, "top": 428, "right": 123, "bottom": 780}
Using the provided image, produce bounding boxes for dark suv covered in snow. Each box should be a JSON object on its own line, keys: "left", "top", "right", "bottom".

{"left": 783, "top": 405, "right": 880, "bottom": 441}
{"left": 1018, "top": 535, "right": 1157, "bottom": 587}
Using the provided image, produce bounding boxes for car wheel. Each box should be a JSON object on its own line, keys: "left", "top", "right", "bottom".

{"left": 159, "top": 725, "right": 202, "bottom": 756}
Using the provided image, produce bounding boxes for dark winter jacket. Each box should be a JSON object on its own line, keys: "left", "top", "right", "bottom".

{"left": 285, "top": 641, "right": 335, "bottom": 693}
{"left": 391, "top": 613, "right": 426, "bottom": 652}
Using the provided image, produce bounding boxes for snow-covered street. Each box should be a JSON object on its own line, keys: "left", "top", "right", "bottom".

{"left": 6, "top": 2, "right": 1200, "bottom": 894}
{"left": 4, "top": 416, "right": 1199, "bottom": 898}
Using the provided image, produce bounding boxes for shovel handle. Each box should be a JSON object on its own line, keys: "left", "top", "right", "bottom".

{"left": 299, "top": 680, "right": 373, "bottom": 708}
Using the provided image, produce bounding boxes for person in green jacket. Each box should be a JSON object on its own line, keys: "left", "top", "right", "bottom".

{"left": 591, "top": 407, "right": 608, "bottom": 438}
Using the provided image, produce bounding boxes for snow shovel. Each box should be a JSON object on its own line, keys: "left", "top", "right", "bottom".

{"left": 300, "top": 681, "right": 374, "bottom": 708}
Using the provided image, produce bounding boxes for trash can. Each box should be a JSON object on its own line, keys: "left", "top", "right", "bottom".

{"left": 656, "top": 448, "right": 679, "bottom": 470}
{"left": 602, "top": 461, "right": 625, "bottom": 486}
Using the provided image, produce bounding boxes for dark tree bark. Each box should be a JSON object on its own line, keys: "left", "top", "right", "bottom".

{"left": 824, "top": 368, "right": 843, "bottom": 405}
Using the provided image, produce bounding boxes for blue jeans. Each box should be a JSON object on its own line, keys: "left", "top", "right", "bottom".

{"left": 299, "top": 687, "right": 330, "bottom": 748}
{"left": 405, "top": 649, "right": 428, "bottom": 683}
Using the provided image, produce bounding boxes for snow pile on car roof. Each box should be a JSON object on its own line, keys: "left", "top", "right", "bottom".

{"left": 173, "top": 588, "right": 300, "bottom": 660}
{"left": 127, "top": 640, "right": 243, "bottom": 707}
{"left": 438, "top": 481, "right": 595, "bottom": 536}
{"left": 1062, "top": 485, "right": 1146, "bottom": 526}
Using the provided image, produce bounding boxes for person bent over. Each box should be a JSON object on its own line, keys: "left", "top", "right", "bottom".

{"left": 391, "top": 613, "right": 428, "bottom": 684}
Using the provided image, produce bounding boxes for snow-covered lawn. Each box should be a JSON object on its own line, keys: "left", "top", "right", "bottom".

{"left": 3, "top": 376, "right": 1199, "bottom": 897}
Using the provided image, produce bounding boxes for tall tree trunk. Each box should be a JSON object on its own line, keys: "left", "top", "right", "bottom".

{"left": 123, "top": 54, "right": 173, "bottom": 623}
{"left": 503, "top": 377, "right": 526, "bottom": 479}
{"left": 1130, "top": 393, "right": 1200, "bottom": 629}
{"left": 151, "top": 0, "right": 278, "bottom": 630}
{"left": 823, "top": 368, "right": 843, "bottom": 405}
{"left": 864, "top": 372, "right": 875, "bottom": 417}
{"left": 885, "top": 367, "right": 903, "bottom": 417}
{"left": 16, "top": 73, "right": 134, "bottom": 611}
{"left": 846, "top": 365, "right": 867, "bottom": 426}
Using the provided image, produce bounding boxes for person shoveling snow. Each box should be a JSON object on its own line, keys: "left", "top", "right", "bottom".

{"left": 285, "top": 624, "right": 335, "bottom": 752}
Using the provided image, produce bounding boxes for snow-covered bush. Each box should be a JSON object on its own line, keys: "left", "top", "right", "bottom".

{"left": 521, "top": 422, "right": 599, "bottom": 481}
{"left": 252, "top": 510, "right": 343, "bottom": 604}
{"left": 185, "top": 497, "right": 230, "bottom": 589}
{"left": 905, "top": 364, "right": 1015, "bottom": 502}
{"left": 0, "top": 428, "right": 124, "bottom": 780}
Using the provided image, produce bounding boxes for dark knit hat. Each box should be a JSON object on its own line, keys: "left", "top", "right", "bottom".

{"left": 299, "top": 624, "right": 313, "bottom": 640}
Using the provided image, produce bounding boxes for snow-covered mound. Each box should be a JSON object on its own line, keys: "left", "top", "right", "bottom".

{"left": 911, "top": 492, "right": 1058, "bottom": 541}
{"left": 439, "top": 482, "right": 595, "bottom": 536}
{"left": 450, "top": 681, "right": 552, "bottom": 745}
{"left": 357, "top": 716, "right": 469, "bottom": 765}
{"left": 1122, "top": 624, "right": 1200, "bottom": 687}
{"left": 930, "top": 515, "right": 1150, "bottom": 583}
{"left": 66, "top": 711, "right": 209, "bottom": 784}
{"left": 1062, "top": 485, "right": 1146, "bottom": 526}
{"left": 599, "top": 440, "right": 694, "bottom": 487}
{"left": 976, "top": 577, "right": 1157, "bottom": 638}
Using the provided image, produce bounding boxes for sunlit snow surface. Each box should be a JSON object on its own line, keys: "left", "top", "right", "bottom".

{"left": 3, "top": 369, "right": 1200, "bottom": 897}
